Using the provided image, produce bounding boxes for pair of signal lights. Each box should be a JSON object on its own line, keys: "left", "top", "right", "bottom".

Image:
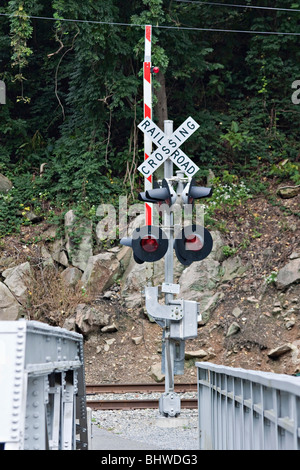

{"left": 139, "top": 177, "right": 212, "bottom": 208}
{"left": 121, "top": 224, "right": 213, "bottom": 266}
{"left": 121, "top": 178, "right": 213, "bottom": 266}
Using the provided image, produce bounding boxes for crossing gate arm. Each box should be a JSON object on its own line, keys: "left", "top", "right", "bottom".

{"left": 196, "top": 361, "right": 300, "bottom": 450}
{"left": 0, "top": 320, "right": 88, "bottom": 450}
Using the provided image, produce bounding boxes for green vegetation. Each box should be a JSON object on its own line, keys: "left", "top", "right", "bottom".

{"left": 0, "top": 0, "right": 299, "bottom": 237}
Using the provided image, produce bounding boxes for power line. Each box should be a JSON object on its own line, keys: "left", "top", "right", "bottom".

{"left": 0, "top": 12, "right": 300, "bottom": 36}
{"left": 175, "top": 0, "right": 300, "bottom": 13}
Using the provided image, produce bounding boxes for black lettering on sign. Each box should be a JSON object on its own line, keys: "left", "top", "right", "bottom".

{"left": 187, "top": 120, "right": 196, "bottom": 130}
{"left": 147, "top": 127, "right": 156, "bottom": 137}
{"left": 168, "top": 139, "right": 177, "bottom": 148}
{"left": 148, "top": 159, "right": 157, "bottom": 169}
{"left": 140, "top": 119, "right": 151, "bottom": 130}
{"left": 141, "top": 165, "right": 150, "bottom": 175}
{"left": 179, "top": 128, "right": 189, "bottom": 138}
{"left": 162, "top": 145, "right": 170, "bottom": 155}
{"left": 154, "top": 152, "right": 164, "bottom": 161}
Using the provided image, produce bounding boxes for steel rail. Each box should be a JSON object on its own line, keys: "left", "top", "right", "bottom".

{"left": 86, "top": 382, "right": 197, "bottom": 395}
{"left": 86, "top": 398, "right": 198, "bottom": 410}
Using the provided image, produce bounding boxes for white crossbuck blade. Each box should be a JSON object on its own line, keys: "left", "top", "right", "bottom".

{"left": 137, "top": 116, "right": 200, "bottom": 177}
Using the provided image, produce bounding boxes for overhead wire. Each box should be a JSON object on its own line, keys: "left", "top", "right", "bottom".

{"left": 174, "top": 0, "right": 300, "bottom": 13}
{"left": 0, "top": 11, "right": 299, "bottom": 36}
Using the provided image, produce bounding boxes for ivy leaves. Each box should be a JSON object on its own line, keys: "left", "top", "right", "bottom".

{"left": 8, "top": 0, "right": 34, "bottom": 102}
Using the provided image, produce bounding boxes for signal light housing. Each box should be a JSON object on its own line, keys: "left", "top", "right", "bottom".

{"left": 174, "top": 224, "right": 213, "bottom": 266}
{"left": 138, "top": 179, "right": 176, "bottom": 207}
{"left": 182, "top": 177, "right": 213, "bottom": 207}
{"left": 120, "top": 225, "right": 168, "bottom": 264}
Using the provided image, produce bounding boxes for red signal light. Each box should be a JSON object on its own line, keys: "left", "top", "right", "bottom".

{"left": 141, "top": 236, "right": 159, "bottom": 253}
{"left": 151, "top": 66, "right": 160, "bottom": 74}
{"left": 185, "top": 235, "right": 203, "bottom": 252}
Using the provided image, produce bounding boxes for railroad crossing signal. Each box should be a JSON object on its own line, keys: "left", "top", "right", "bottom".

{"left": 136, "top": 26, "right": 213, "bottom": 418}
{"left": 137, "top": 117, "right": 200, "bottom": 178}
{"left": 121, "top": 178, "right": 213, "bottom": 265}
{"left": 120, "top": 225, "right": 168, "bottom": 264}
{"left": 181, "top": 177, "right": 213, "bottom": 207}
{"left": 138, "top": 178, "right": 177, "bottom": 206}
{"left": 174, "top": 225, "right": 213, "bottom": 266}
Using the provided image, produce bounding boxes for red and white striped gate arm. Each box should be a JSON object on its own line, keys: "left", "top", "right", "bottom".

{"left": 144, "top": 24, "right": 152, "bottom": 226}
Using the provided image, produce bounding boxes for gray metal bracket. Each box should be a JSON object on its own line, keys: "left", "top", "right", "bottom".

{"left": 145, "top": 286, "right": 184, "bottom": 321}
{"left": 159, "top": 392, "right": 181, "bottom": 417}
{"left": 144, "top": 285, "right": 199, "bottom": 340}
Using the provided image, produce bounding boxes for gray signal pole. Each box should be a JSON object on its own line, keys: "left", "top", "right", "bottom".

{"left": 159, "top": 120, "right": 181, "bottom": 417}
{"left": 139, "top": 115, "right": 204, "bottom": 418}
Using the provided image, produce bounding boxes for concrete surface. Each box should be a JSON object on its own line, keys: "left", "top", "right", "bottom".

{"left": 90, "top": 424, "right": 161, "bottom": 450}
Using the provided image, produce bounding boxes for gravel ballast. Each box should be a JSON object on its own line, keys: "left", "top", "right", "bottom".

{"left": 90, "top": 392, "right": 199, "bottom": 450}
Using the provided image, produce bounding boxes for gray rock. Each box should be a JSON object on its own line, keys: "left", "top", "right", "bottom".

{"left": 0, "top": 173, "right": 12, "bottom": 193}
{"left": 272, "top": 307, "right": 282, "bottom": 316}
{"left": 221, "top": 256, "right": 248, "bottom": 282}
{"left": 285, "top": 320, "right": 295, "bottom": 330}
{"left": 101, "top": 323, "right": 118, "bottom": 333}
{"left": 65, "top": 210, "right": 93, "bottom": 271}
{"left": 132, "top": 336, "right": 143, "bottom": 345}
{"left": 103, "top": 290, "right": 114, "bottom": 299}
{"left": 2, "top": 262, "right": 31, "bottom": 305}
{"left": 120, "top": 256, "right": 183, "bottom": 308}
{"left": 150, "top": 362, "right": 165, "bottom": 383}
{"left": 75, "top": 303, "right": 110, "bottom": 335}
{"left": 40, "top": 245, "right": 54, "bottom": 267}
{"left": 25, "top": 211, "right": 43, "bottom": 223}
{"left": 82, "top": 252, "right": 121, "bottom": 294}
{"left": 179, "top": 258, "right": 221, "bottom": 297}
{"left": 61, "top": 266, "right": 82, "bottom": 287}
{"left": 277, "top": 185, "right": 300, "bottom": 199}
{"left": 49, "top": 238, "right": 69, "bottom": 267}
{"left": 0, "top": 282, "right": 21, "bottom": 320}
{"left": 232, "top": 307, "right": 242, "bottom": 318}
{"left": 226, "top": 322, "right": 240, "bottom": 337}
{"left": 267, "top": 344, "right": 293, "bottom": 358}
{"left": 62, "top": 316, "right": 76, "bottom": 331}
{"left": 185, "top": 349, "right": 208, "bottom": 359}
{"left": 276, "top": 258, "right": 300, "bottom": 290}
{"left": 210, "top": 230, "right": 226, "bottom": 262}
{"left": 117, "top": 245, "right": 132, "bottom": 273}
{"left": 198, "top": 291, "right": 224, "bottom": 324}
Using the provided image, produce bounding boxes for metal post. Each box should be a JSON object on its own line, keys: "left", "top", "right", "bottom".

{"left": 144, "top": 25, "right": 152, "bottom": 226}
{"left": 159, "top": 120, "right": 181, "bottom": 417}
{"left": 164, "top": 120, "right": 174, "bottom": 394}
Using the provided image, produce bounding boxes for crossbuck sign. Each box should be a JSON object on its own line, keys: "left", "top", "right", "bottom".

{"left": 138, "top": 117, "right": 200, "bottom": 178}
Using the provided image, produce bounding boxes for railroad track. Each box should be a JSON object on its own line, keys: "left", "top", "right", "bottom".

{"left": 86, "top": 383, "right": 198, "bottom": 410}
{"left": 86, "top": 382, "right": 197, "bottom": 394}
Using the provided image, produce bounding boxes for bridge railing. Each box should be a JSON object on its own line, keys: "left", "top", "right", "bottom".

{"left": 196, "top": 361, "right": 300, "bottom": 450}
{"left": 0, "top": 320, "right": 88, "bottom": 450}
